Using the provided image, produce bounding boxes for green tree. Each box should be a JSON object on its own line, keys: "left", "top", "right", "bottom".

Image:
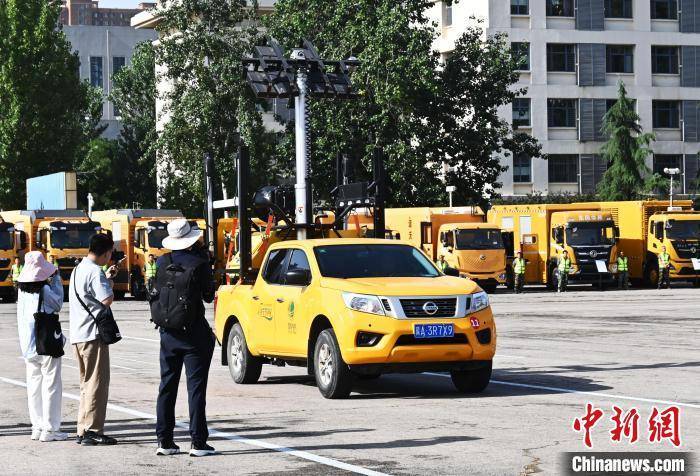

{"left": 0, "top": 0, "right": 103, "bottom": 209}
{"left": 267, "top": 1, "right": 541, "bottom": 207}
{"left": 154, "top": 0, "right": 273, "bottom": 215}
{"left": 597, "top": 82, "right": 659, "bottom": 200}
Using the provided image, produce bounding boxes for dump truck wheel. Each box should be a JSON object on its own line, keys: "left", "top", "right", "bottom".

{"left": 451, "top": 361, "right": 492, "bottom": 394}
{"left": 227, "top": 323, "right": 262, "bottom": 384}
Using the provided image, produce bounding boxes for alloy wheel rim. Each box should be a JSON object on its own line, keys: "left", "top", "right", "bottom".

{"left": 317, "top": 343, "right": 334, "bottom": 387}
{"left": 231, "top": 334, "right": 243, "bottom": 375}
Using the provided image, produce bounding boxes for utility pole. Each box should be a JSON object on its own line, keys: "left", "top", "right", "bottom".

{"left": 664, "top": 167, "right": 681, "bottom": 210}
{"left": 292, "top": 49, "right": 309, "bottom": 240}
{"left": 446, "top": 185, "right": 456, "bottom": 208}
{"left": 204, "top": 154, "right": 216, "bottom": 255}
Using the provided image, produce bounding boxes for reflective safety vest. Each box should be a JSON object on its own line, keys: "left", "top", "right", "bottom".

{"left": 145, "top": 262, "right": 158, "bottom": 279}
{"left": 617, "top": 256, "right": 628, "bottom": 272}
{"left": 11, "top": 264, "right": 22, "bottom": 282}
{"left": 513, "top": 258, "right": 526, "bottom": 275}
{"left": 658, "top": 252, "right": 671, "bottom": 268}
{"left": 437, "top": 260, "right": 448, "bottom": 272}
{"left": 558, "top": 257, "right": 571, "bottom": 273}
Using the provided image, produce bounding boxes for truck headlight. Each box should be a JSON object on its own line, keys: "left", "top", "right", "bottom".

{"left": 469, "top": 291, "right": 489, "bottom": 314}
{"left": 342, "top": 293, "right": 385, "bottom": 316}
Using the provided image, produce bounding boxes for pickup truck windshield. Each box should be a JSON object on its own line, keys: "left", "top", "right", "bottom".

{"left": 666, "top": 220, "right": 700, "bottom": 240}
{"left": 455, "top": 229, "right": 504, "bottom": 250}
{"left": 314, "top": 244, "right": 440, "bottom": 279}
{"left": 566, "top": 222, "right": 615, "bottom": 246}
{"left": 51, "top": 227, "right": 94, "bottom": 249}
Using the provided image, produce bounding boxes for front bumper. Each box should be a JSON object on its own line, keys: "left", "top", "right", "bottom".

{"left": 463, "top": 270, "right": 506, "bottom": 285}
{"left": 670, "top": 261, "right": 700, "bottom": 280}
{"left": 350, "top": 360, "right": 491, "bottom": 375}
{"left": 338, "top": 308, "right": 496, "bottom": 366}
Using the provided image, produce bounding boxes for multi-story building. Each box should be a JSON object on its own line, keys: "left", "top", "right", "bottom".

{"left": 430, "top": 0, "right": 700, "bottom": 196}
{"left": 60, "top": 0, "right": 155, "bottom": 27}
{"left": 63, "top": 25, "right": 157, "bottom": 138}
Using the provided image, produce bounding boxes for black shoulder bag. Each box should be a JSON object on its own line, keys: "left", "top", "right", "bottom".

{"left": 34, "top": 288, "right": 65, "bottom": 358}
{"left": 73, "top": 275, "right": 122, "bottom": 345}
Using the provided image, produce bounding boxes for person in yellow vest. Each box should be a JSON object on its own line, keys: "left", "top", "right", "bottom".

{"left": 617, "top": 251, "right": 629, "bottom": 290}
{"left": 657, "top": 246, "right": 671, "bottom": 290}
{"left": 513, "top": 250, "right": 526, "bottom": 294}
{"left": 144, "top": 254, "right": 158, "bottom": 292}
{"left": 11, "top": 257, "right": 23, "bottom": 293}
{"left": 557, "top": 250, "right": 571, "bottom": 293}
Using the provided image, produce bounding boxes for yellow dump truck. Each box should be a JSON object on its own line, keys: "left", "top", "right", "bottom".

{"left": 3, "top": 210, "right": 102, "bottom": 291}
{"left": 384, "top": 207, "right": 507, "bottom": 293}
{"left": 488, "top": 204, "right": 619, "bottom": 289}
{"left": 93, "top": 209, "right": 188, "bottom": 299}
{"left": 594, "top": 200, "right": 699, "bottom": 286}
{"left": 0, "top": 215, "right": 27, "bottom": 302}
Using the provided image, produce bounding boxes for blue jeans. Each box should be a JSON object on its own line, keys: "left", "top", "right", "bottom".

{"left": 156, "top": 321, "right": 215, "bottom": 443}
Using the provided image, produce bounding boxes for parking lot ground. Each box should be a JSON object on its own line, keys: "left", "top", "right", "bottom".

{"left": 0, "top": 286, "right": 698, "bottom": 475}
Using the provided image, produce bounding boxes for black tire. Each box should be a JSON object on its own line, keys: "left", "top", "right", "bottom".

{"left": 314, "top": 329, "right": 353, "bottom": 399}
{"left": 227, "top": 323, "right": 262, "bottom": 384}
{"left": 114, "top": 290, "right": 126, "bottom": 300}
{"left": 451, "top": 361, "right": 492, "bottom": 394}
{"left": 482, "top": 283, "right": 497, "bottom": 294}
{"left": 644, "top": 263, "right": 659, "bottom": 288}
{"left": 546, "top": 265, "right": 557, "bottom": 291}
{"left": 3, "top": 292, "right": 17, "bottom": 304}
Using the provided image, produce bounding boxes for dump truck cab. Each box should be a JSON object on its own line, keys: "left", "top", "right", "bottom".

{"left": 0, "top": 218, "right": 26, "bottom": 302}
{"left": 215, "top": 238, "right": 496, "bottom": 399}
{"left": 646, "top": 211, "right": 700, "bottom": 283}
{"left": 437, "top": 222, "right": 506, "bottom": 292}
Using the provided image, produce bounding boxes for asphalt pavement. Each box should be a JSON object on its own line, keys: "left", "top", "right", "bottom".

{"left": 0, "top": 285, "right": 697, "bottom": 475}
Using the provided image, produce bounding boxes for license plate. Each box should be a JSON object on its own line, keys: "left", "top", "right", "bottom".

{"left": 414, "top": 323, "right": 454, "bottom": 339}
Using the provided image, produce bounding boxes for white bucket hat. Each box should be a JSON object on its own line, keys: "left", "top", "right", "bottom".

{"left": 161, "top": 219, "right": 202, "bottom": 251}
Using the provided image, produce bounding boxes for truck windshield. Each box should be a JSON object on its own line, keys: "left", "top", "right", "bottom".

{"left": 455, "top": 229, "right": 504, "bottom": 250}
{"left": 314, "top": 244, "right": 440, "bottom": 279}
{"left": 0, "top": 232, "right": 13, "bottom": 250}
{"left": 666, "top": 220, "right": 700, "bottom": 240}
{"left": 566, "top": 222, "right": 615, "bottom": 246}
{"left": 50, "top": 226, "right": 94, "bottom": 249}
{"left": 148, "top": 229, "right": 169, "bottom": 249}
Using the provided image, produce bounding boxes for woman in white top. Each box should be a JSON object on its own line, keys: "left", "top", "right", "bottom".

{"left": 16, "top": 251, "right": 66, "bottom": 442}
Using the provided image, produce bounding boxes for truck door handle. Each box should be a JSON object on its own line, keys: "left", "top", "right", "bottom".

{"left": 276, "top": 298, "right": 285, "bottom": 303}
{"left": 252, "top": 296, "right": 260, "bottom": 301}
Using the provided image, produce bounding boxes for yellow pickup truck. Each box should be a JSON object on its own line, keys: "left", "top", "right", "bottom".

{"left": 214, "top": 238, "right": 496, "bottom": 399}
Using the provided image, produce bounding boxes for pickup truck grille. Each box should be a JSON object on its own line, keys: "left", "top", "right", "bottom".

{"left": 399, "top": 298, "right": 457, "bottom": 318}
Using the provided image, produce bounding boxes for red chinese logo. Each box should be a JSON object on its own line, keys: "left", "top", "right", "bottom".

{"left": 573, "top": 403, "right": 604, "bottom": 448}
{"left": 610, "top": 406, "right": 640, "bottom": 444}
{"left": 648, "top": 406, "right": 681, "bottom": 447}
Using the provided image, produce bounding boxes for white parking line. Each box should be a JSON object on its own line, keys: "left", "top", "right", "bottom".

{"left": 425, "top": 373, "right": 700, "bottom": 409}
{"left": 120, "top": 335, "right": 160, "bottom": 343}
{"left": 0, "top": 376, "right": 390, "bottom": 476}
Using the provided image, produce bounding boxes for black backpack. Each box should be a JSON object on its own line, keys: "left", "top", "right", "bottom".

{"left": 149, "top": 254, "right": 199, "bottom": 331}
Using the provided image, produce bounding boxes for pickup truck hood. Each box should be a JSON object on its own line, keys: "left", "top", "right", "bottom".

{"left": 319, "top": 276, "right": 480, "bottom": 296}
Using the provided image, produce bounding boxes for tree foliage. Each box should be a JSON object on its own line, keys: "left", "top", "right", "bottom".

{"left": 597, "top": 82, "right": 661, "bottom": 200}
{"left": 154, "top": 0, "right": 275, "bottom": 216}
{"left": 266, "top": 1, "right": 541, "bottom": 207}
{"left": 0, "top": 0, "right": 103, "bottom": 209}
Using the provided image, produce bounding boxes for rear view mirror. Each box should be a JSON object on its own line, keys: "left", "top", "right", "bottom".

{"left": 443, "top": 267, "right": 460, "bottom": 277}
{"left": 286, "top": 269, "right": 311, "bottom": 286}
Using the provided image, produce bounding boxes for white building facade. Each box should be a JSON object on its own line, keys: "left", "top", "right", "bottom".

{"left": 429, "top": 0, "right": 700, "bottom": 196}
{"left": 63, "top": 25, "right": 158, "bottom": 139}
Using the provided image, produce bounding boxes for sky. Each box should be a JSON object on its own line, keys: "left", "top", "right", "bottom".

{"left": 99, "top": 0, "right": 143, "bottom": 8}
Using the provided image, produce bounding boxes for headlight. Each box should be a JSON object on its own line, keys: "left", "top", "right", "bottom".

{"left": 469, "top": 291, "right": 489, "bottom": 313}
{"left": 342, "top": 292, "right": 385, "bottom": 316}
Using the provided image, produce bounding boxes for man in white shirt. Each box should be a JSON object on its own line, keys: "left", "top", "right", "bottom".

{"left": 69, "top": 233, "right": 118, "bottom": 446}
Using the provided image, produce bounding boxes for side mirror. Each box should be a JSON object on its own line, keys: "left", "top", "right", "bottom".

{"left": 443, "top": 266, "right": 460, "bottom": 277}
{"left": 614, "top": 227, "right": 620, "bottom": 240}
{"left": 17, "top": 231, "right": 27, "bottom": 250}
{"left": 285, "top": 269, "right": 311, "bottom": 286}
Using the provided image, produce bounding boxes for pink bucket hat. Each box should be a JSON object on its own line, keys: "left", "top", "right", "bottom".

{"left": 17, "top": 251, "right": 57, "bottom": 283}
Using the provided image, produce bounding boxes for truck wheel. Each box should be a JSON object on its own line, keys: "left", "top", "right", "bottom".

{"left": 451, "top": 361, "right": 492, "bottom": 394}
{"left": 314, "top": 329, "right": 353, "bottom": 399}
{"left": 227, "top": 323, "right": 262, "bottom": 384}
{"left": 547, "top": 266, "right": 557, "bottom": 290}
{"left": 644, "top": 264, "right": 659, "bottom": 288}
{"left": 482, "top": 283, "right": 497, "bottom": 294}
{"left": 3, "top": 292, "right": 16, "bottom": 304}
{"left": 114, "top": 290, "right": 126, "bottom": 300}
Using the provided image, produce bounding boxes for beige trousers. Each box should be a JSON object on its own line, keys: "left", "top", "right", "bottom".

{"left": 73, "top": 340, "right": 110, "bottom": 436}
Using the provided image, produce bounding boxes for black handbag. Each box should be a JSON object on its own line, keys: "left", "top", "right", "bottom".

{"left": 73, "top": 276, "right": 122, "bottom": 345}
{"left": 34, "top": 289, "right": 65, "bottom": 358}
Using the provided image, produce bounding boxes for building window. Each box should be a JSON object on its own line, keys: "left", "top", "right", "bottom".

{"left": 90, "top": 56, "right": 103, "bottom": 88}
{"left": 548, "top": 99, "right": 577, "bottom": 128}
{"left": 651, "top": 0, "right": 678, "bottom": 20}
{"left": 513, "top": 154, "right": 532, "bottom": 183}
{"left": 511, "top": 0, "right": 529, "bottom": 15}
{"left": 605, "top": 0, "right": 633, "bottom": 18}
{"left": 511, "top": 42, "right": 530, "bottom": 71}
{"left": 548, "top": 155, "right": 579, "bottom": 183}
{"left": 653, "top": 100, "right": 680, "bottom": 129}
{"left": 606, "top": 45, "right": 634, "bottom": 73}
{"left": 546, "top": 0, "right": 574, "bottom": 17}
{"left": 546, "top": 44, "right": 576, "bottom": 72}
{"left": 651, "top": 46, "right": 679, "bottom": 74}
{"left": 653, "top": 155, "right": 683, "bottom": 176}
{"left": 512, "top": 98, "right": 531, "bottom": 128}
{"left": 442, "top": 2, "right": 453, "bottom": 27}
